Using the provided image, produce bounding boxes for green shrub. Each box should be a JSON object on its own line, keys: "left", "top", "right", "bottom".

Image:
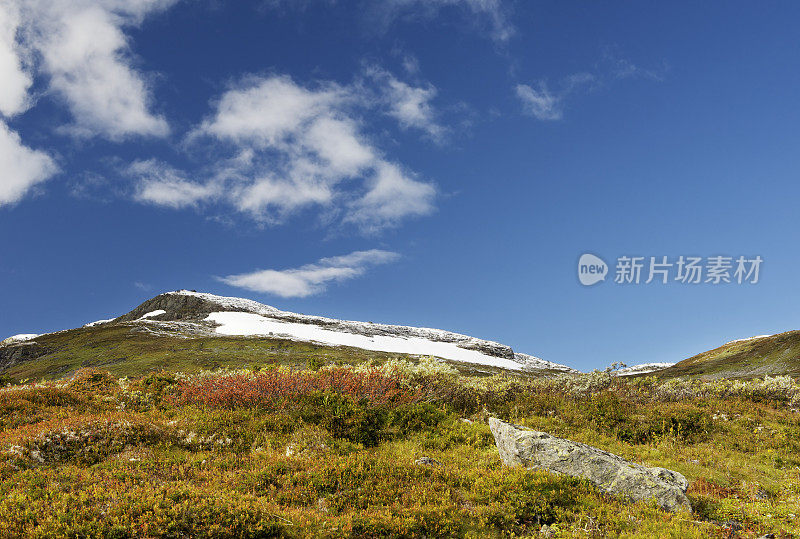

{"left": 587, "top": 392, "right": 629, "bottom": 432}
{"left": 305, "top": 356, "right": 325, "bottom": 371}
{"left": 419, "top": 418, "right": 494, "bottom": 451}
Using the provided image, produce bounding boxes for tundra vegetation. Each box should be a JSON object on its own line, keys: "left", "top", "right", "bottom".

{"left": 1, "top": 359, "right": 800, "bottom": 537}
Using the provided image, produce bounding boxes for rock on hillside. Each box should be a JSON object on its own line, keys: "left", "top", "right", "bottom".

{"left": 488, "top": 418, "right": 691, "bottom": 512}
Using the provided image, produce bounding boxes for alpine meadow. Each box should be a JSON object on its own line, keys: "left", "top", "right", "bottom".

{"left": 3, "top": 1, "right": 800, "bottom": 538}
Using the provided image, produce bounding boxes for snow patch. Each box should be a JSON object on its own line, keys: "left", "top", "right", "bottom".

{"left": 725, "top": 335, "right": 773, "bottom": 345}
{"left": 139, "top": 310, "right": 166, "bottom": 320}
{"left": 84, "top": 318, "right": 114, "bottom": 327}
{"left": 207, "top": 311, "right": 525, "bottom": 370}
{"left": 171, "top": 290, "right": 508, "bottom": 350}
{"left": 1, "top": 334, "right": 39, "bottom": 345}
{"left": 165, "top": 291, "right": 572, "bottom": 372}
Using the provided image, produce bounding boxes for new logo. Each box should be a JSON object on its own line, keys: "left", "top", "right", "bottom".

{"left": 578, "top": 253, "right": 607, "bottom": 286}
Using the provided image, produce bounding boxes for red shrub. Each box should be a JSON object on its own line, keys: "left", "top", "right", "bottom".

{"left": 171, "top": 368, "right": 424, "bottom": 409}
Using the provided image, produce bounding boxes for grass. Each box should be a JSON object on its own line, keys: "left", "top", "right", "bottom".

{"left": 1, "top": 365, "right": 800, "bottom": 537}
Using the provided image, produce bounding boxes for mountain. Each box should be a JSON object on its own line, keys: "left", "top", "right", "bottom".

{"left": 0, "top": 290, "right": 575, "bottom": 382}
{"left": 615, "top": 362, "right": 675, "bottom": 377}
{"left": 5, "top": 290, "right": 797, "bottom": 382}
{"left": 656, "top": 332, "right": 800, "bottom": 379}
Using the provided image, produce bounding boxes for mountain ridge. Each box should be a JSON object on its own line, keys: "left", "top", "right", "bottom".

{"left": 3, "top": 290, "right": 799, "bottom": 381}
{"left": 118, "top": 290, "right": 575, "bottom": 372}
{"left": 0, "top": 290, "right": 576, "bottom": 380}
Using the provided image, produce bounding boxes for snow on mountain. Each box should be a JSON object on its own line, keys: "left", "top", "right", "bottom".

{"left": 1, "top": 334, "right": 39, "bottom": 345}
{"left": 173, "top": 291, "right": 508, "bottom": 353}
{"left": 139, "top": 309, "right": 167, "bottom": 320}
{"left": 615, "top": 362, "right": 675, "bottom": 376}
{"left": 84, "top": 318, "right": 115, "bottom": 327}
{"left": 724, "top": 335, "right": 773, "bottom": 345}
{"left": 2, "top": 290, "right": 575, "bottom": 373}
{"left": 165, "top": 291, "right": 569, "bottom": 372}
{"left": 209, "top": 311, "right": 526, "bottom": 370}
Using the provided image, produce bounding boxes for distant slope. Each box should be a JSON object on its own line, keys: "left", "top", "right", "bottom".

{"left": 0, "top": 290, "right": 574, "bottom": 381}
{"left": 658, "top": 332, "right": 800, "bottom": 379}
{"left": 615, "top": 362, "right": 675, "bottom": 377}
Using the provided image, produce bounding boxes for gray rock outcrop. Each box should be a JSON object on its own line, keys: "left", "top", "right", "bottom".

{"left": 0, "top": 341, "right": 52, "bottom": 372}
{"left": 488, "top": 418, "right": 691, "bottom": 512}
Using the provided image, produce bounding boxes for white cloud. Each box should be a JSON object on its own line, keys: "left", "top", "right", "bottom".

{"left": 1, "top": 1, "right": 446, "bottom": 221}
{"left": 516, "top": 53, "right": 664, "bottom": 121}
{"left": 0, "top": 121, "right": 58, "bottom": 206}
{"left": 367, "top": 66, "right": 446, "bottom": 141}
{"left": 220, "top": 249, "right": 400, "bottom": 297}
{"left": 0, "top": 0, "right": 172, "bottom": 208}
{"left": 0, "top": 1, "right": 32, "bottom": 117}
{"left": 130, "top": 159, "right": 219, "bottom": 209}
{"left": 346, "top": 162, "right": 435, "bottom": 232}
{"left": 374, "top": 0, "right": 514, "bottom": 43}
{"left": 515, "top": 83, "right": 562, "bottom": 121}
{"left": 304, "top": 116, "right": 376, "bottom": 176}
{"left": 199, "top": 76, "right": 344, "bottom": 147}
{"left": 12, "top": 0, "right": 174, "bottom": 140}
{"left": 159, "top": 74, "right": 437, "bottom": 231}
{"left": 0, "top": 1, "right": 57, "bottom": 207}
{"left": 198, "top": 76, "right": 375, "bottom": 221}
{"left": 232, "top": 173, "right": 334, "bottom": 219}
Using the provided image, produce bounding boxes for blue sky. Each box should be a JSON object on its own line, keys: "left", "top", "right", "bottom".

{"left": 2, "top": 0, "right": 799, "bottom": 371}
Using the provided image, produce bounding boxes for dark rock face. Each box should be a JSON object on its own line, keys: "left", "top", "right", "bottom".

{"left": 0, "top": 342, "right": 52, "bottom": 372}
{"left": 488, "top": 418, "right": 692, "bottom": 512}
{"left": 114, "top": 292, "right": 238, "bottom": 323}
{"left": 457, "top": 341, "right": 516, "bottom": 359}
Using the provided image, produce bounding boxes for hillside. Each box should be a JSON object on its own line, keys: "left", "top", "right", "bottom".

{"left": 2, "top": 362, "right": 799, "bottom": 536}
{"left": 0, "top": 290, "right": 574, "bottom": 383}
{"left": 658, "top": 332, "right": 800, "bottom": 379}
{"left": 3, "top": 292, "right": 800, "bottom": 536}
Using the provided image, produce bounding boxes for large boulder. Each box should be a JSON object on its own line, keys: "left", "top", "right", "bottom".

{"left": 488, "top": 418, "right": 691, "bottom": 512}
